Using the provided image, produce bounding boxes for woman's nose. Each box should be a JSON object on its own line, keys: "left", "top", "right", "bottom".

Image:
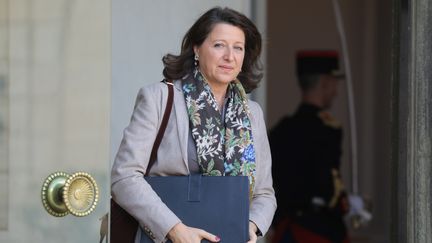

{"left": 224, "top": 47, "right": 234, "bottom": 61}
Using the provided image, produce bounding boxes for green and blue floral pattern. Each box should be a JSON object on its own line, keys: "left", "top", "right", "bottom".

{"left": 182, "top": 69, "right": 256, "bottom": 193}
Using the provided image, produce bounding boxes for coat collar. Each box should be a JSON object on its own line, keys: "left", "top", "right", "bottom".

{"left": 173, "top": 80, "right": 189, "bottom": 171}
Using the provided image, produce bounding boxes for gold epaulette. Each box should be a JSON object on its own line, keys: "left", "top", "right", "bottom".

{"left": 318, "top": 111, "right": 341, "bottom": 129}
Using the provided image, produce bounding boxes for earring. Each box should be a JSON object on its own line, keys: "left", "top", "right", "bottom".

{"left": 194, "top": 54, "right": 199, "bottom": 66}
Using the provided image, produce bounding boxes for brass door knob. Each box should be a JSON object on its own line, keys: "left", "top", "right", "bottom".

{"left": 41, "top": 172, "right": 99, "bottom": 217}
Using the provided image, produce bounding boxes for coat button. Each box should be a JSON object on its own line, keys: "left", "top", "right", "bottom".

{"left": 143, "top": 226, "right": 156, "bottom": 239}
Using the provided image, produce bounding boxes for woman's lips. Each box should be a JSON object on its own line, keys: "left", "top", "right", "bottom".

{"left": 219, "top": 65, "right": 234, "bottom": 71}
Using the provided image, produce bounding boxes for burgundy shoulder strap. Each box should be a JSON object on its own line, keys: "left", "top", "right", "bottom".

{"left": 145, "top": 80, "right": 174, "bottom": 176}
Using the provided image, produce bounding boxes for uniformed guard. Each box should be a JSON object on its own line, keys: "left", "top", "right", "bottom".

{"left": 270, "top": 50, "right": 350, "bottom": 243}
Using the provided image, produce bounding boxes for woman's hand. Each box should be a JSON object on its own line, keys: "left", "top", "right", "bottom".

{"left": 247, "top": 221, "right": 258, "bottom": 243}
{"left": 167, "top": 223, "right": 220, "bottom": 243}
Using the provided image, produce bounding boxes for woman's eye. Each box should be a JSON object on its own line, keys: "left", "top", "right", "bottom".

{"left": 214, "top": 43, "right": 224, "bottom": 48}
{"left": 234, "top": 46, "right": 244, "bottom": 51}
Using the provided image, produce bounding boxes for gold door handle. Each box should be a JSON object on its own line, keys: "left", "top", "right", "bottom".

{"left": 41, "top": 172, "right": 99, "bottom": 217}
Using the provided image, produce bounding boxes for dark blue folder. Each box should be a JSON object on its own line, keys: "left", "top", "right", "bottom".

{"left": 140, "top": 175, "right": 249, "bottom": 243}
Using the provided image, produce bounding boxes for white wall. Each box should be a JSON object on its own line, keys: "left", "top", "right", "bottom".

{"left": 0, "top": 0, "right": 110, "bottom": 242}
{"left": 0, "top": 0, "right": 8, "bottom": 231}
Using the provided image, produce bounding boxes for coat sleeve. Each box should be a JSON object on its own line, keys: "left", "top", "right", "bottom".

{"left": 248, "top": 101, "right": 277, "bottom": 236}
{"left": 111, "top": 84, "right": 181, "bottom": 243}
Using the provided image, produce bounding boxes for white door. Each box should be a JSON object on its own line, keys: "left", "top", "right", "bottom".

{"left": 0, "top": 0, "right": 110, "bottom": 242}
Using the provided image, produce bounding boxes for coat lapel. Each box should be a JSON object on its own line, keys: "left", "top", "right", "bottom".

{"left": 173, "top": 80, "right": 189, "bottom": 170}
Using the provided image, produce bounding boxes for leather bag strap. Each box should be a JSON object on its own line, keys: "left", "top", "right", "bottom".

{"left": 110, "top": 80, "right": 174, "bottom": 243}
{"left": 145, "top": 79, "right": 174, "bottom": 176}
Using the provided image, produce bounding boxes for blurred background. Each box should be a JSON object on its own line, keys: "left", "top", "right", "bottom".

{"left": 0, "top": 0, "right": 394, "bottom": 242}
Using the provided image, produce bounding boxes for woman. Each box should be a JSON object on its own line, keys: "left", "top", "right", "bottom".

{"left": 111, "top": 7, "right": 276, "bottom": 243}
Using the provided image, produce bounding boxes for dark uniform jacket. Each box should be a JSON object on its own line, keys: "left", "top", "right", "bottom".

{"left": 270, "top": 103, "right": 348, "bottom": 243}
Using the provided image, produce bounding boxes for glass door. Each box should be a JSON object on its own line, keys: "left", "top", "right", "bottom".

{"left": 0, "top": 0, "right": 110, "bottom": 242}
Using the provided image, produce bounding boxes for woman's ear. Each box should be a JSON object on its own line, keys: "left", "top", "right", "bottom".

{"left": 193, "top": 46, "right": 199, "bottom": 56}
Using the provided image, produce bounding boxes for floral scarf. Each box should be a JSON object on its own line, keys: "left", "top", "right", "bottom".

{"left": 182, "top": 69, "right": 256, "bottom": 194}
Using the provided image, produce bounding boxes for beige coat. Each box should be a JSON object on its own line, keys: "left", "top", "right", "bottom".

{"left": 111, "top": 80, "right": 276, "bottom": 243}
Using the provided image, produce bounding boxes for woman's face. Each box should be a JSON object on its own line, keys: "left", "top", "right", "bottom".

{"left": 194, "top": 23, "right": 245, "bottom": 89}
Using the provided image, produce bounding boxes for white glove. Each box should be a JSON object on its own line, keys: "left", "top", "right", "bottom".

{"left": 347, "top": 194, "right": 372, "bottom": 228}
